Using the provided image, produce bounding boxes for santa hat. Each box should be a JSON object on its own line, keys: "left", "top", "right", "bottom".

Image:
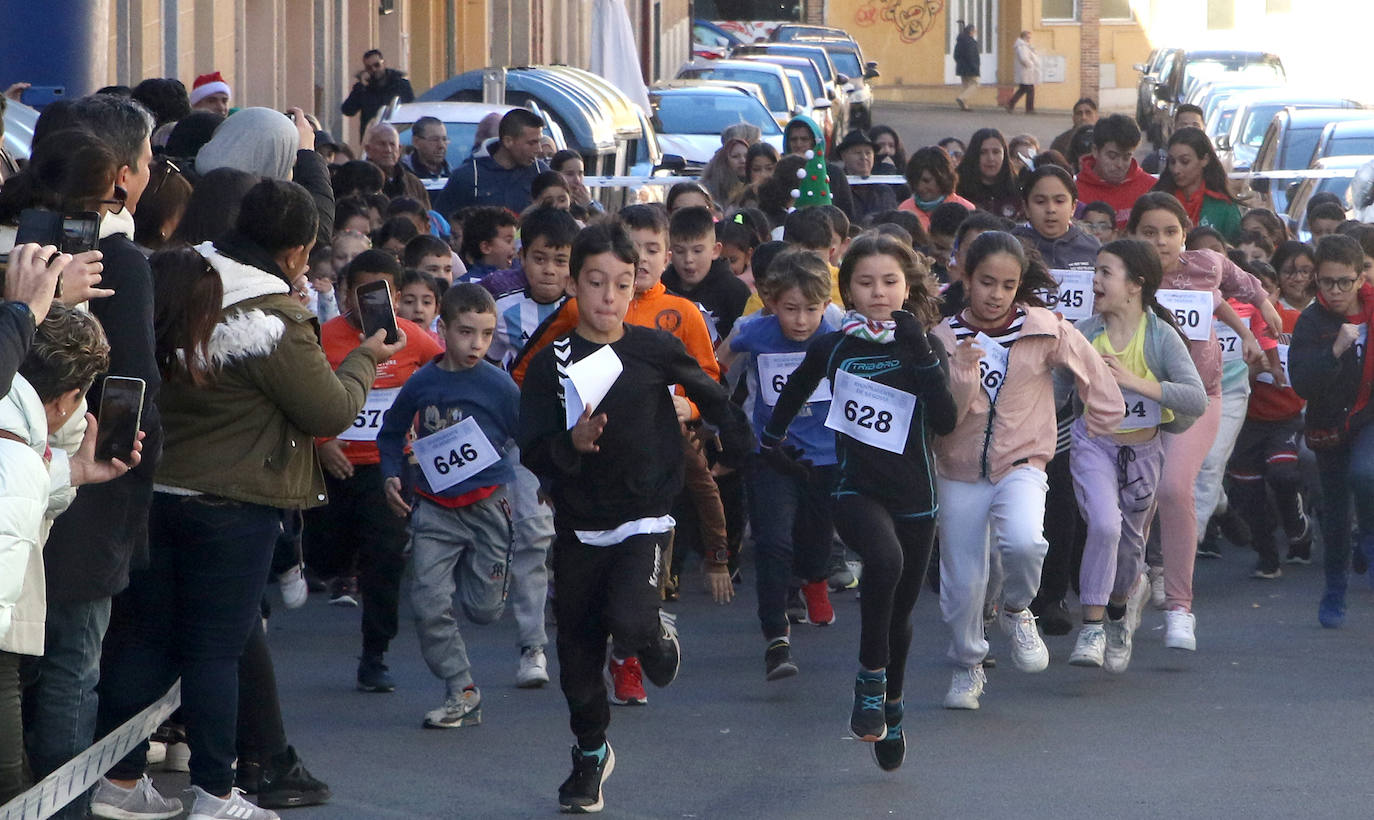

{"left": 189, "top": 71, "right": 231, "bottom": 106}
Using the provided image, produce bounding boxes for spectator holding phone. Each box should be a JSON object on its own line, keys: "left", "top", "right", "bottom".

{"left": 340, "top": 49, "right": 415, "bottom": 142}
{"left": 90, "top": 178, "right": 405, "bottom": 820}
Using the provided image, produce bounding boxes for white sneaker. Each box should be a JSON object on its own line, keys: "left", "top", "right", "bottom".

{"left": 145, "top": 740, "right": 166, "bottom": 766}
{"left": 90, "top": 775, "right": 183, "bottom": 819}
{"left": 1164, "top": 608, "right": 1196, "bottom": 651}
{"left": 1103, "top": 618, "right": 1133, "bottom": 674}
{"left": 1125, "top": 573, "right": 1149, "bottom": 635}
{"left": 278, "top": 564, "right": 307, "bottom": 609}
{"left": 424, "top": 687, "right": 482, "bottom": 728}
{"left": 516, "top": 646, "right": 550, "bottom": 688}
{"left": 187, "top": 785, "right": 279, "bottom": 820}
{"left": 1068, "top": 623, "right": 1105, "bottom": 667}
{"left": 942, "top": 665, "right": 986, "bottom": 710}
{"left": 1147, "top": 566, "right": 1167, "bottom": 610}
{"left": 163, "top": 741, "right": 190, "bottom": 772}
{"left": 999, "top": 608, "right": 1049, "bottom": 672}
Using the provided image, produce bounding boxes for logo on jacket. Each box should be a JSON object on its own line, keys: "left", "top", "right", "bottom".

{"left": 422, "top": 404, "right": 466, "bottom": 434}
{"left": 655, "top": 309, "right": 683, "bottom": 334}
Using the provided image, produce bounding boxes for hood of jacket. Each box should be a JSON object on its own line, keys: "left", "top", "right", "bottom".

{"left": 195, "top": 107, "right": 298, "bottom": 181}
{"left": 0, "top": 374, "right": 47, "bottom": 454}
{"left": 786, "top": 115, "right": 826, "bottom": 155}
{"left": 195, "top": 239, "right": 293, "bottom": 368}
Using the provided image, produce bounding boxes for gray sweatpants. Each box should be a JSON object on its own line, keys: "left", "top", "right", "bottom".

{"left": 406, "top": 490, "right": 513, "bottom": 692}
{"left": 507, "top": 456, "right": 553, "bottom": 650}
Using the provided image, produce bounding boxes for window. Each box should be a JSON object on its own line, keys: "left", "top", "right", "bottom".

{"left": 1042, "top": 0, "right": 1076, "bottom": 21}
{"left": 1103, "top": 0, "right": 1132, "bottom": 19}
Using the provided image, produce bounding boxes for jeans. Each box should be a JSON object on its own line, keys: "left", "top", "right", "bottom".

{"left": 235, "top": 618, "right": 288, "bottom": 768}
{"left": 1315, "top": 425, "right": 1374, "bottom": 596}
{"left": 746, "top": 461, "right": 838, "bottom": 640}
{"left": 23, "top": 596, "right": 111, "bottom": 820}
{"left": 1, "top": 651, "right": 26, "bottom": 805}
{"left": 937, "top": 466, "right": 1050, "bottom": 668}
{"left": 98, "top": 494, "right": 281, "bottom": 795}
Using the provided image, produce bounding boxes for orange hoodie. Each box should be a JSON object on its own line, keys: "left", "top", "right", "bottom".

{"left": 511, "top": 281, "right": 720, "bottom": 390}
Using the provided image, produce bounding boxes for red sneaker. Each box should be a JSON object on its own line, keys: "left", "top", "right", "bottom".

{"left": 606, "top": 656, "right": 647, "bottom": 705}
{"left": 801, "top": 580, "right": 836, "bottom": 626}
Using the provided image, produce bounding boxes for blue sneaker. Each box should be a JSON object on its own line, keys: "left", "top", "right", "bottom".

{"left": 849, "top": 670, "right": 887, "bottom": 741}
{"left": 872, "top": 700, "right": 905, "bottom": 771}
{"left": 1319, "top": 590, "right": 1346, "bottom": 629}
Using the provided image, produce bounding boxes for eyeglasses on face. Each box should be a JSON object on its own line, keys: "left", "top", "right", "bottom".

{"left": 146, "top": 157, "right": 183, "bottom": 199}
{"left": 1316, "top": 276, "right": 1358, "bottom": 292}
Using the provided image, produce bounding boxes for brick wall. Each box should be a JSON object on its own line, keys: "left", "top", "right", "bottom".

{"left": 1080, "top": 0, "right": 1100, "bottom": 102}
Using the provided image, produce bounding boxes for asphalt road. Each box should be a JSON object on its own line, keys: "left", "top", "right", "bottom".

{"left": 142, "top": 527, "right": 1374, "bottom": 820}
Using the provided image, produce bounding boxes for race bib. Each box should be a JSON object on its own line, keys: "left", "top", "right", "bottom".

{"left": 412, "top": 416, "right": 501, "bottom": 493}
{"left": 1119, "top": 389, "right": 1162, "bottom": 428}
{"left": 824, "top": 369, "right": 916, "bottom": 454}
{"left": 1256, "top": 343, "right": 1290, "bottom": 385}
{"left": 1156, "top": 289, "right": 1213, "bottom": 341}
{"left": 757, "top": 352, "right": 831, "bottom": 407}
{"left": 975, "top": 332, "right": 1009, "bottom": 404}
{"left": 1215, "top": 315, "right": 1247, "bottom": 363}
{"left": 338, "top": 387, "right": 400, "bottom": 442}
{"left": 1050, "top": 269, "right": 1094, "bottom": 321}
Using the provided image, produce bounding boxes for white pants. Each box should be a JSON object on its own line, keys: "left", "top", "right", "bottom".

{"left": 1193, "top": 379, "right": 1251, "bottom": 541}
{"left": 937, "top": 466, "right": 1050, "bottom": 668}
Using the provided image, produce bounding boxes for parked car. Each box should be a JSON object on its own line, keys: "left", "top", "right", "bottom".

{"left": 1216, "top": 89, "right": 1362, "bottom": 175}
{"left": 734, "top": 53, "right": 837, "bottom": 141}
{"left": 1284, "top": 154, "right": 1369, "bottom": 240}
{"left": 770, "top": 24, "right": 853, "bottom": 43}
{"left": 1308, "top": 119, "right": 1374, "bottom": 167}
{"left": 677, "top": 59, "right": 799, "bottom": 129}
{"left": 1246, "top": 108, "right": 1374, "bottom": 214}
{"left": 794, "top": 37, "right": 879, "bottom": 129}
{"left": 729, "top": 42, "right": 850, "bottom": 133}
{"left": 1140, "top": 50, "right": 1285, "bottom": 146}
{"left": 1134, "top": 47, "right": 1181, "bottom": 139}
{"left": 648, "top": 85, "right": 784, "bottom": 167}
{"left": 384, "top": 101, "right": 567, "bottom": 190}
{"left": 692, "top": 19, "right": 744, "bottom": 60}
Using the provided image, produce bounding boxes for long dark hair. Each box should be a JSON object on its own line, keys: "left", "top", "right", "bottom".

{"left": 151, "top": 245, "right": 224, "bottom": 386}
{"left": 173, "top": 167, "right": 259, "bottom": 245}
{"left": 956, "top": 128, "right": 1018, "bottom": 199}
{"left": 1099, "top": 238, "right": 1186, "bottom": 340}
{"left": 0, "top": 127, "right": 119, "bottom": 224}
{"left": 838, "top": 231, "right": 941, "bottom": 324}
{"left": 867, "top": 125, "right": 907, "bottom": 167}
{"left": 1154, "top": 127, "right": 1236, "bottom": 202}
{"left": 1127, "top": 191, "right": 1192, "bottom": 234}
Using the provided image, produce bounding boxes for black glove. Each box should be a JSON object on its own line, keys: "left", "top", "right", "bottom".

{"left": 892, "top": 309, "right": 934, "bottom": 361}
{"left": 756, "top": 443, "right": 813, "bottom": 480}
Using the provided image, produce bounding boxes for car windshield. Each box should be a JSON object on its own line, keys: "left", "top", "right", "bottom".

{"left": 686, "top": 68, "right": 786, "bottom": 112}
{"left": 1240, "top": 104, "right": 1290, "bottom": 147}
{"left": 775, "top": 48, "right": 833, "bottom": 82}
{"left": 395, "top": 120, "right": 482, "bottom": 170}
{"left": 1283, "top": 130, "right": 1323, "bottom": 169}
{"left": 1328, "top": 136, "right": 1374, "bottom": 158}
{"left": 1184, "top": 59, "right": 1283, "bottom": 90}
{"left": 826, "top": 50, "right": 862, "bottom": 78}
{"left": 652, "top": 94, "right": 782, "bottom": 136}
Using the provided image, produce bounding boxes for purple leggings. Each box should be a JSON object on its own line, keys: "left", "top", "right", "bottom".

{"left": 1071, "top": 419, "right": 1166, "bottom": 607}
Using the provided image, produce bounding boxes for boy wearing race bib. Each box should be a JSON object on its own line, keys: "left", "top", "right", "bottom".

{"left": 762, "top": 234, "right": 957, "bottom": 771}
{"left": 931, "top": 231, "right": 1122, "bottom": 711}
{"left": 1063, "top": 239, "right": 1205, "bottom": 673}
{"left": 307, "top": 250, "right": 442, "bottom": 694}
{"left": 724, "top": 250, "right": 838, "bottom": 681}
{"left": 518, "top": 224, "right": 753, "bottom": 813}
{"left": 376, "top": 284, "right": 520, "bottom": 729}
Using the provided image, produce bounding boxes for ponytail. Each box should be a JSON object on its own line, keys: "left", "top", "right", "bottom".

{"left": 151, "top": 245, "right": 224, "bottom": 386}
{"left": 1101, "top": 238, "right": 1188, "bottom": 342}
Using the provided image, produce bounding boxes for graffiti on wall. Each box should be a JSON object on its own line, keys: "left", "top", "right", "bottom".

{"left": 855, "top": 0, "right": 945, "bottom": 44}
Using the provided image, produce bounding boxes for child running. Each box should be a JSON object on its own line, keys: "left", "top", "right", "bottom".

{"left": 1064, "top": 239, "right": 1205, "bottom": 673}
{"left": 763, "top": 233, "right": 956, "bottom": 770}
{"left": 931, "top": 231, "right": 1122, "bottom": 710}
{"left": 519, "top": 223, "right": 752, "bottom": 813}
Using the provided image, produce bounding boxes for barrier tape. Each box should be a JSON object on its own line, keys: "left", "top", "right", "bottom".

{"left": 0, "top": 681, "right": 181, "bottom": 820}
{"left": 587, "top": 168, "right": 1365, "bottom": 188}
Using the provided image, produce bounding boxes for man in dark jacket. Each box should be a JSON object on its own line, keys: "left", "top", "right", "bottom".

{"left": 340, "top": 49, "right": 416, "bottom": 142}
{"left": 364, "top": 122, "right": 431, "bottom": 208}
{"left": 24, "top": 93, "right": 165, "bottom": 820}
{"left": 954, "top": 23, "right": 981, "bottom": 111}
{"left": 433, "top": 108, "right": 549, "bottom": 218}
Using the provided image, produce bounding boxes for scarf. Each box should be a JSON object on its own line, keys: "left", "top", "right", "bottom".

{"left": 1317, "top": 281, "right": 1374, "bottom": 426}
{"left": 915, "top": 193, "right": 947, "bottom": 212}
{"left": 840, "top": 310, "right": 897, "bottom": 344}
{"left": 1173, "top": 187, "right": 1231, "bottom": 228}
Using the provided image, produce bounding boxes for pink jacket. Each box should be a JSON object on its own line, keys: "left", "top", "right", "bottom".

{"left": 1163, "top": 249, "right": 1269, "bottom": 397}
{"left": 932, "top": 306, "right": 1123, "bottom": 483}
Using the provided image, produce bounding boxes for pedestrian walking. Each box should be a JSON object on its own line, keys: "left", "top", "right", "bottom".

{"left": 954, "top": 23, "right": 981, "bottom": 111}
{"left": 1006, "top": 31, "right": 1039, "bottom": 114}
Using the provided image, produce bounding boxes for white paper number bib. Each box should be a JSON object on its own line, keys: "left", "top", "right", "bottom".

{"left": 1156, "top": 289, "right": 1213, "bottom": 341}
{"left": 1256, "top": 343, "right": 1290, "bottom": 385}
{"left": 974, "top": 332, "right": 1009, "bottom": 404}
{"left": 757, "top": 352, "right": 831, "bottom": 407}
{"left": 1215, "top": 315, "right": 1247, "bottom": 363}
{"left": 411, "top": 416, "right": 501, "bottom": 493}
{"left": 338, "top": 387, "right": 400, "bottom": 442}
{"left": 1119, "top": 388, "right": 1162, "bottom": 428}
{"left": 824, "top": 370, "right": 916, "bottom": 454}
{"left": 1050, "top": 269, "right": 1095, "bottom": 321}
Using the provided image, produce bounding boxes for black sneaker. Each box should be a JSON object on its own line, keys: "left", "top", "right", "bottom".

{"left": 1252, "top": 560, "right": 1282, "bottom": 580}
{"left": 329, "top": 576, "right": 359, "bottom": 607}
{"left": 849, "top": 671, "right": 887, "bottom": 742}
{"left": 1196, "top": 517, "right": 1223, "bottom": 559}
{"left": 1036, "top": 598, "right": 1074, "bottom": 636}
{"left": 1285, "top": 515, "right": 1313, "bottom": 564}
{"left": 638, "top": 611, "right": 680, "bottom": 688}
{"left": 764, "top": 639, "right": 798, "bottom": 681}
{"left": 254, "top": 746, "right": 332, "bottom": 809}
{"left": 872, "top": 701, "right": 905, "bottom": 771}
{"left": 558, "top": 743, "right": 615, "bottom": 813}
{"left": 235, "top": 760, "right": 262, "bottom": 794}
{"left": 785, "top": 587, "right": 808, "bottom": 624}
{"left": 357, "top": 653, "right": 396, "bottom": 693}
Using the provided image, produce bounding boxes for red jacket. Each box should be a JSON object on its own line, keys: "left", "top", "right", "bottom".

{"left": 1075, "top": 156, "right": 1157, "bottom": 230}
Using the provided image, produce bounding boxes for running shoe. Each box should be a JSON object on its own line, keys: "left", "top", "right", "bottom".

{"left": 801, "top": 580, "right": 836, "bottom": 626}
{"left": 278, "top": 564, "right": 308, "bottom": 609}
{"left": 873, "top": 700, "right": 905, "bottom": 771}
{"left": 764, "top": 639, "right": 798, "bottom": 681}
{"left": 1068, "top": 624, "right": 1105, "bottom": 667}
{"left": 253, "top": 746, "right": 331, "bottom": 809}
{"left": 328, "top": 576, "right": 359, "bottom": 607}
{"left": 1034, "top": 598, "right": 1073, "bottom": 636}
{"left": 187, "top": 786, "right": 279, "bottom": 820}
{"left": 1103, "top": 618, "right": 1133, "bottom": 674}
{"left": 1252, "top": 560, "right": 1282, "bottom": 580}
{"left": 517, "top": 646, "right": 550, "bottom": 688}
{"left": 423, "top": 686, "right": 482, "bottom": 728}
{"left": 1319, "top": 589, "right": 1346, "bottom": 629}
{"left": 558, "top": 742, "right": 615, "bottom": 814}
{"left": 1284, "top": 514, "right": 1313, "bottom": 564}
{"left": 1196, "top": 516, "right": 1223, "bottom": 559}
{"left": 999, "top": 608, "right": 1049, "bottom": 672}
{"left": 90, "top": 775, "right": 183, "bottom": 819}
{"left": 605, "top": 656, "right": 647, "bottom": 705}
{"left": 638, "top": 610, "right": 681, "bottom": 688}
{"left": 785, "top": 587, "right": 809, "bottom": 624}
{"left": 1147, "top": 566, "right": 1166, "bottom": 609}
{"left": 942, "top": 665, "right": 986, "bottom": 710}
{"left": 356, "top": 653, "right": 396, "bottom": 693}
{"left": 850, "top": 671, "right": 888, "bottom": 741}
{"left": 1163, "top": 608, "right": 1196, "bottom": 650}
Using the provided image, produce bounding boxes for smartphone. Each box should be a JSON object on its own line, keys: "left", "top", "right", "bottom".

{"left": 94, "top": 376, "right": 146, "bottom": 463}
{"left": 14, "top": 209, "right": 100, "bottom": 255}
{"left": 19, "top": 85, "right": 65, "bottom": 108}
{"left": 355, "top": 279, "right": 399, "bottom": 344}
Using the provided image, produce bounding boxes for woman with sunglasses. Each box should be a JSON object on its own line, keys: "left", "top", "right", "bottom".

{"left": 1290, "top": 234, "right": 1374, "bottom": 628}
{"left": 133, "top": 156, "right": 192, "bottom": 253}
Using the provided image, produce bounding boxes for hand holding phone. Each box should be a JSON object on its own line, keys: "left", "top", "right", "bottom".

{"left": 94, "top": 376, "right": 146, "bottom": 463}
{"left": 355, "top": 279, "right": 400, "bottom": 344}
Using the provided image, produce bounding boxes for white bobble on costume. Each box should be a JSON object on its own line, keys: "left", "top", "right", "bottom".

{"left": 796, "top": 168, "right": 807, "bottom": 179}
{"left": 790, "top": 188, "right": 801, "bottom": 199}
{"left": 804, "top": 150, "right": 815, "bottom": 160}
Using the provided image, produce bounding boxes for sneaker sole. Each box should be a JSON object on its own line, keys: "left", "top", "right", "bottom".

{"left": 1011, "top": 650, "right": 1049, "bottom": 673}
{"left": 560, "top": 746, "right": 615, "bottom": 813}
{"left": 255, "top": 787, "right": 332, "bottom": 809}
{"left": 1251, "top": 570, "right": 1282, "bottom": 580}
{"left": 1067, "top": 654, "right": 1104, "bottom": 668}
{"left": 765, "top": 662, "right": 798, "bottom": 681}
{"left": 1284, "top": 556, "right": 1311, "bottom": 565}
{"left": 516, "top": 675, "right": 549, "bottom": 689}
{"left": 423, "top": 709, "right": 482, "bottom": 728}
{"left": 356, "top": 681, "right": 396, "bottom": 693}
{"left": 850, "top": 725, "right": 887, "bottom": 742}
{"left": 942, "top": 696, "right": 981, "bottom": 710}
{"left": 1164, "top": 635, "right": 1196, "bottom": 651}
{"left": 808, "top": 616, "right": 836, "bottom": 626}
{"left": 92, "top": 806, "right": 182, "bottom": 820}
{"left": 328, "top": 597, "right": 359, "bottom": 607}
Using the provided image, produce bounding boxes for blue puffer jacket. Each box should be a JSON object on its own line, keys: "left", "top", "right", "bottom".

{"left": 432, "top": 139, "right": 548, "bottom": 217}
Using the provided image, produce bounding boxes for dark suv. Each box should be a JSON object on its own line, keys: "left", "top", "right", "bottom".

{"left": 1137, "top": 50, "right": 1285, "bottom": 146}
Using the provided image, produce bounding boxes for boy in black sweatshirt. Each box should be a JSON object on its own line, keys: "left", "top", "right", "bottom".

{"left": 661, "top": 206, "right": 751, "bottom": 342}
{"left": 519, "top": 223, "right": 752, "bottom": 813}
